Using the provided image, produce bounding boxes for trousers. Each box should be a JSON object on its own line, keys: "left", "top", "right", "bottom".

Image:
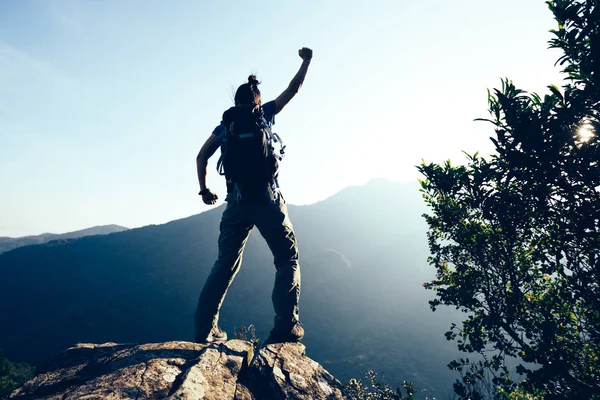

{"left": 194, "top": 189, "right": 301, "bottom": 340}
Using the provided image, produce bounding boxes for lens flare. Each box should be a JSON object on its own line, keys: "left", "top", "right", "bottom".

{"left": 577, "top": 123, "right": 595, "bottom": 143}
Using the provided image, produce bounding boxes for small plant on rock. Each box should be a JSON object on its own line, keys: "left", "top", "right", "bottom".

{"left": 346, "top": 369, "right": 434, "bottom": 400}
{"left": 233, "top": 324, "right": 261, "bottom": 351}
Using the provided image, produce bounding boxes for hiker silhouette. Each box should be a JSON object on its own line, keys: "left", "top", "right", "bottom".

{"left": 194, "top": 47, "right": 313, "bottom": 344}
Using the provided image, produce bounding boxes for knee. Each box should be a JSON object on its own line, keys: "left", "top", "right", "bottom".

{"left": 275, "top": 232, "right": 299, "bottom": 265}
{"left": 274, "top": 250, "right": 299, "bottom": 270}
{"left": 211, "top": 256, "right": 240, "bottom": 275}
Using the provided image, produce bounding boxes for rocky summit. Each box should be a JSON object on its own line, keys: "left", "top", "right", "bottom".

{"left": 10, "top": 340, "right": 350, "bottom": 400}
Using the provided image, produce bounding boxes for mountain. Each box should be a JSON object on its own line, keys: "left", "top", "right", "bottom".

{"left": 0, "top": 225, "right": 129, "bottom": 255}
{"left": 0, "top": 179, "right": 462, "bottom": 398}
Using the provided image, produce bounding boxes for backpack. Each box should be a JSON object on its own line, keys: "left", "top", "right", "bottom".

{"left": 216, "top": 104, "right": 285, "bottom": 195}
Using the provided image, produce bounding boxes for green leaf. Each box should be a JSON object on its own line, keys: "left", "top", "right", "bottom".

{"left": 548, "top": 84, "right": 564, "bottom": 101}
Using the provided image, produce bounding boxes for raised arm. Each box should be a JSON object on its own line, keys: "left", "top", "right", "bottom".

{"left": 274, "top": 47, "right": 313, "bottom": 114}
{"left": 196, "top": 133, "right": 221, "bottom": 205}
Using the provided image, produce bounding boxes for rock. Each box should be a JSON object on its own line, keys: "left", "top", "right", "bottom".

{"left": 10, "top": 341, "right": 351, "bottom": 400}
{"left": 247, "top": 342, "right": 349, "bottom": 400}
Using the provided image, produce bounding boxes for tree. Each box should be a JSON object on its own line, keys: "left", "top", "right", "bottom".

{"left": 0, "top": 350, "right": 34, "bottom": 399}
{"left": 417, "top": 0, "right": 599, "bottom": 398}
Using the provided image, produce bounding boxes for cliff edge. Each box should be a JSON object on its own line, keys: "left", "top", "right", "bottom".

{"left": 10, "top": 340, "right": 350, "bottom": 400}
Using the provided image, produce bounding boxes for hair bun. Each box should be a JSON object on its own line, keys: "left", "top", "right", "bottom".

{"left": 248, "top": 75, "right": 260, "bottom": 86}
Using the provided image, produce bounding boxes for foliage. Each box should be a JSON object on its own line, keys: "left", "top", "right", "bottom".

{"left": 418, "top": 0, "right": 599, "bottom": 398}
{"left": 346, "top": 369, "right": 426, "bottom": 400}
{"left": 233, "top": 324, "right": 261, "bottom": 352}
{"left": 0, "top": 349, "right": 34, "bottom": 399}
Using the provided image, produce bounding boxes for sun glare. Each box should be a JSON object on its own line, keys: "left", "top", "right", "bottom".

{"left": 577, "top": 123, "right": 596, "bottom": 143}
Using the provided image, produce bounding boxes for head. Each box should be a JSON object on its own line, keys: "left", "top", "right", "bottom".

{"left": 234, "top": 75, "right": 262, "bottom": 106}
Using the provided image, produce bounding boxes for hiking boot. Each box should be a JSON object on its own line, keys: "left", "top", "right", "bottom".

{"left": 195, "top": 326, "right": 228, "bottom": 343}
{"left": 265, "top": 323, "right": 304, "bottom": 344}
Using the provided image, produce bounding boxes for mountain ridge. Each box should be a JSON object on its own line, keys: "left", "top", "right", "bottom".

{"left": 0, "top": 179, "right": 459, "bottom": 398}
{"left": 0, "top": 224, "right": 129, "bottom": 255}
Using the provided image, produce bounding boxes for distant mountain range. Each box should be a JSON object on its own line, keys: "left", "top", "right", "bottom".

{"left": 0, "top": 225, "right": 128, "bottom": 254}
{"left": 0, "top": 179, "right": 462, "bottom": 398}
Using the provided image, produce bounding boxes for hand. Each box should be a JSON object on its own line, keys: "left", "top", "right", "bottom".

{"left": 299, "top": 47, "right": 313, "bottom": 61}
{"left": 201, "top": 189, "right": 218, "bottom": 205}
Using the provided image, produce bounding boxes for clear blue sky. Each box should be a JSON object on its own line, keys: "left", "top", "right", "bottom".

{"left": 1, "top": 0, "right": 563, "bottom": 237}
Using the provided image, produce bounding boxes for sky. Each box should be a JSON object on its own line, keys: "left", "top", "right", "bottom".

{"left": 0, "top": 0, "right": 565, "bottom": 237}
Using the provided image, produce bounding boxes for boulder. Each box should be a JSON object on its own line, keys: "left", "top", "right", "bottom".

{"left": 10, "top": 340, "right": 351, "bottom": 400}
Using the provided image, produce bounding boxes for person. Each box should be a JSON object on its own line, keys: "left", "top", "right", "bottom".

{"left": 194, "top": 47, "right": 313, "bottom": 344}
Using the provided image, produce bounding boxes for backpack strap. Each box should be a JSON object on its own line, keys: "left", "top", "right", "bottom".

{"left": 260, "top": 119, "right": 286, "bottom": 160}
{"left": 215, "top": 122, "right": 234, "bottom": 176}
{"left": 216, "top": 157, "right": 225, "bottom": 176}
{"left": 233, "top": 182, "right": 243, "bottom": 203}
{"left": 271, "top": 132, "right": 286, "bottom": 159}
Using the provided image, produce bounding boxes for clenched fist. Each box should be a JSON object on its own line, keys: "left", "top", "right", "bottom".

{"left": 201, "top": 189, "right": 218, "bottom": 205}
{"left": 299, "top": 47, "right": 313, "bottom": 61}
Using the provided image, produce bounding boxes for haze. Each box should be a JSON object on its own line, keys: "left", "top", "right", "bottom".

{"left": 0, "top": 0, "right": 563, "bottom": 236}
